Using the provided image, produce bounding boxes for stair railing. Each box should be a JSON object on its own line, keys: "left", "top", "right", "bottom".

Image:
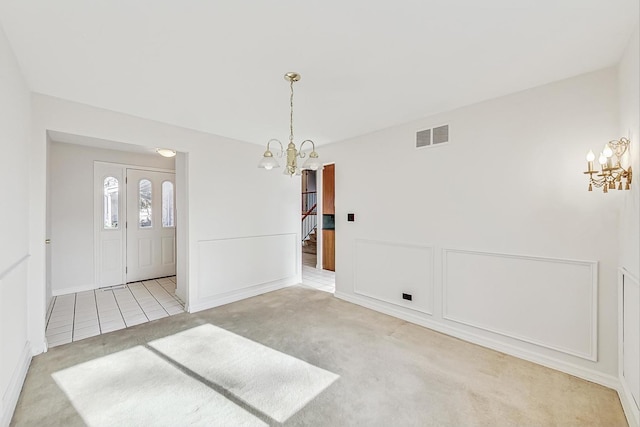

{"left": 301, "top": 191, "right": 317, "bottom": 242}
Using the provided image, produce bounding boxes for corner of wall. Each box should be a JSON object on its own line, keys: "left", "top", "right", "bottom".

{"left": 0, "top": 342, "right": 32, "bottom": 427}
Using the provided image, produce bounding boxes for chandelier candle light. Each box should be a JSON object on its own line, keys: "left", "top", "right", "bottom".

{"left": 583, "top": 137, "right": 632, "bottom": 192}
{"left": 258, "top": 72, "right": 321, "bottom": 176}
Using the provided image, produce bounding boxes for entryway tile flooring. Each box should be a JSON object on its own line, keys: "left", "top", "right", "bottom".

{"left": 302, "top": 265, "right": 335, "bottom": 293}
{"left": 45, "top": 276, "right": 184, "bottom": 348}
{"left": 47, "top": 271, "right": 334, "bottom": 347}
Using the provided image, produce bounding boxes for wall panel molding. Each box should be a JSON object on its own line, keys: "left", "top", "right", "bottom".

{"left": 0, "top": 254, "right": 30, "bottom": 281}
{"left": 196, "top": 233, "right": 297, "bottom": 301}
{"left": 442, "top": 248, "right": 598, "bottom": 361}
{"left": 354, "top": 239, "right": 434, "bottom": 315}
{"left": 335, "top": 290, "right": 618, "bottom": 391}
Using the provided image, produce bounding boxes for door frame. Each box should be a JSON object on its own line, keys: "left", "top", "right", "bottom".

{"left": 315, "top": 162, "right": 336, "bottom": 271}
{"left": 93, "top": 161, "right": 176, "bottom": 289}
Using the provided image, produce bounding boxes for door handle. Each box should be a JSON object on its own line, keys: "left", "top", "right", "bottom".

{"left": 45, "top": 239, "right": 51, "bottom": 244}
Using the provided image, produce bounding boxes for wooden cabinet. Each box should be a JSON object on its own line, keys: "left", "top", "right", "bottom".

{"left": 322, "top": 229, "right": 335, "bottom": 271}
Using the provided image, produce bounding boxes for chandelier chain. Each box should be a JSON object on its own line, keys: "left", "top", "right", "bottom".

{"left": 289, "top": 79, "right": 294, "bottom": 144}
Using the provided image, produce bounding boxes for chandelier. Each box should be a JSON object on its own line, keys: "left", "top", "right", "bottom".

{"left": 258, "top": 72, "right": 320, "bottom": 176}
{"left": 583, "top": 137, "right": 632, "bottom": 192}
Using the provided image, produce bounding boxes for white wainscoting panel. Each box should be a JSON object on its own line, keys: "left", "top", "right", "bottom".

{"left": 354, "top": 239, "right": 434, "bottom": 315}
{"left": 443, "top": 249, "right": 597, "bottom": 360}
{"left": 623, "top": 271, "right": 640, "bottom": 413}
{"left": 197, "top": 233, "right": 297, "bottom": 299}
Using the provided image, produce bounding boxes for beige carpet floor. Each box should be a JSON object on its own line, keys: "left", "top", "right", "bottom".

{"left": 11, "top": 286, "right": 627, "bottom": 426}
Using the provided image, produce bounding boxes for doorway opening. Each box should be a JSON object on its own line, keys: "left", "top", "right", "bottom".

{"left": 45, "top": 132, "right": 188, "bottom": 347}
{"left": 301, "top": 169, "right": 318, "bottom": 268}
{"left": 301, "top": 165, "right": 336, "bottom": 293}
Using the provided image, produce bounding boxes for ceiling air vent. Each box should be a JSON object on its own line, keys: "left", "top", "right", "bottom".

{"left": 416, "top": 124, "right": 449, "bottom": 148}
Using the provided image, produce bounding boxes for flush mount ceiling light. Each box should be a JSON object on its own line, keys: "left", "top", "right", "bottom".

{"left": 156, "top": 148, "right": 177, "bottom": 158}
{"left": 583, "top": 137, "right": 632, "bottom": 192}
{"left": 258, "top": 72, "right": 320, "bottom": 176}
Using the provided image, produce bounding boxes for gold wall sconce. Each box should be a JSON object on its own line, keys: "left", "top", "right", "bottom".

{"left": 584, "top": 138, "right": 632, "bottom": 192}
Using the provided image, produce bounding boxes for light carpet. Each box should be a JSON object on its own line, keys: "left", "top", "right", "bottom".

{"left": 149, "top": 324, "right": 340, "bottom": 423}
{"left": 13, "top": 286, "right": 627, "bottom": 426}
{"left": 52, "top": 345, "right": 266, "bottom": 427}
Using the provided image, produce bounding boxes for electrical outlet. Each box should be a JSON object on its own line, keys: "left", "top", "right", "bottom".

{"left": 402, "top": 293, "right": 412, "bottom": 301}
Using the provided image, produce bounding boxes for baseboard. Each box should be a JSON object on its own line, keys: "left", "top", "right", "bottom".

{"left": 188, "top": 277, "right": 297, "bottom": 313}
{"left": 618, "top": 376, "right": 640, "bottom": 427}
{"left": 334, "top": 291, "right": 619, "bottom": 389}
{"left": 1, "top": 341, "right": 32, "bottom": 427}
{"left": 52, "top": 283, "right": 96, "bottom": 296}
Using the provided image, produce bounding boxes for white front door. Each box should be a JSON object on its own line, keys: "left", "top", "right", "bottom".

{"left": 95, "top": 163, "right": 126, "bottom": 287}
{"left": 126, "top": 169, "right": 176, "bottom": 282}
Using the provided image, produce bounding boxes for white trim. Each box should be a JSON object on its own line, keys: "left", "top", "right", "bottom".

{"left": 334, "top": 291, "right": 619, "bottom": 390}
{"left": 0, "top": 254, "right": 30, "bottom": 281}
{"left": 52, "top": 283, "right": 96, "bottom": 296}
{"left": 619, "top": 266, "right": 640, "bottom": 286}
{"left": 353, "top": 239, "right": 434, "bottom": 316}
{"left": 1, "top": 342, "right": 32, "bottom": 427}
{"left": 195, "top": 233, "right": 298, "bottom": 301}
{"left": 618, "top": 266, "right": 640, "bottom": 427}
{"left": 441, "top": 248, "right": 598, "bottom": 361}
{"left": 188, "top": 277, "right": 297, "bottom": 313}
{"left": 94, "top": 160, "right": 175, "bottom": 174}
{"left": 618, "top": 378, "right": 640, "bottom": 427}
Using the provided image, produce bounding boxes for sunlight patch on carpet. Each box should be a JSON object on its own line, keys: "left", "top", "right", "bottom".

{"left": 149, "top": 324, "right": 340, "bottom": 423}
{"left": 52, "top": 346, "right": 266, "bottom": 427}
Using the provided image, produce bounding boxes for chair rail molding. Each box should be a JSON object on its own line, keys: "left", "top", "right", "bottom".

{"left": 442, "top": 248, "right": 598, "bottom": 361}
{"left": 0, "top": 254, "right": 30, "bottom": 281}
{"left": 193, "top": 233, "right": 298, "bottom": 312}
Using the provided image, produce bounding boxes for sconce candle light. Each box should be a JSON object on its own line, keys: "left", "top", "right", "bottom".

{"left": 258, "top": 72, "right": 320, "bottom": 176}
{"left": 583, "top": 137, "right": 632, "bottom": 192}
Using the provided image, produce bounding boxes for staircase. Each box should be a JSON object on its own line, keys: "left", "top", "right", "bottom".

{"left": 302, "top": 228, "right": 317, "bottom": 254}
{"left": 302, "top": 190, "right": 317, "bottom": 254}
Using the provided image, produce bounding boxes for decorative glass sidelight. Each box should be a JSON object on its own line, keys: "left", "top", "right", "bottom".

{"left": 162, "top": 181, "right": 175, "bottom": 227}
{"left": 103, "top": 177, "right": 119, "bottom": 229}
{"left": 139, "top": 179, "right": 152, "bottom": 228}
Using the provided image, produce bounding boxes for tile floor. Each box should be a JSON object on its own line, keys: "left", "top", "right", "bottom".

{"left": 45, "top": 276, "right": 184, "bottom": 348}
{"left": 46, "top": 270, "right": 335, "bottom": 348}
{"left": 301, "top": 265, "right": 335, "bottom": 293}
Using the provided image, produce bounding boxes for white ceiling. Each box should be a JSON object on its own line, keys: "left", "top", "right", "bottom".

{"left": 1, "top": 1, "right": 638, "bottom": 146}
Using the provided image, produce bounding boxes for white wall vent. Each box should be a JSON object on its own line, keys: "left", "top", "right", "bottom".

{"left": 416, "top": 129, "right": 431, "bottom": 148}
{"left": 416, "top": 124, "right": 449, "bottom": 148}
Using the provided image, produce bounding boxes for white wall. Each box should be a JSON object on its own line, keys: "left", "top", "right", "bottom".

{"left": 321, "top": 68, "right": 621, "bottom": 386}
{"left": 617, "top": 25, "right": 640, "bottom": 427}
{"left": 619, "top": 25, "right": 640, "bottom": 279}
{"left": 48, "top": 141, "right": 174, "bottom": 295}
{"left": 28, "top": 94, "right": 302, "bottom": 354}
{"left": 0, "top": 24, "right": 32, "bottom": 427}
